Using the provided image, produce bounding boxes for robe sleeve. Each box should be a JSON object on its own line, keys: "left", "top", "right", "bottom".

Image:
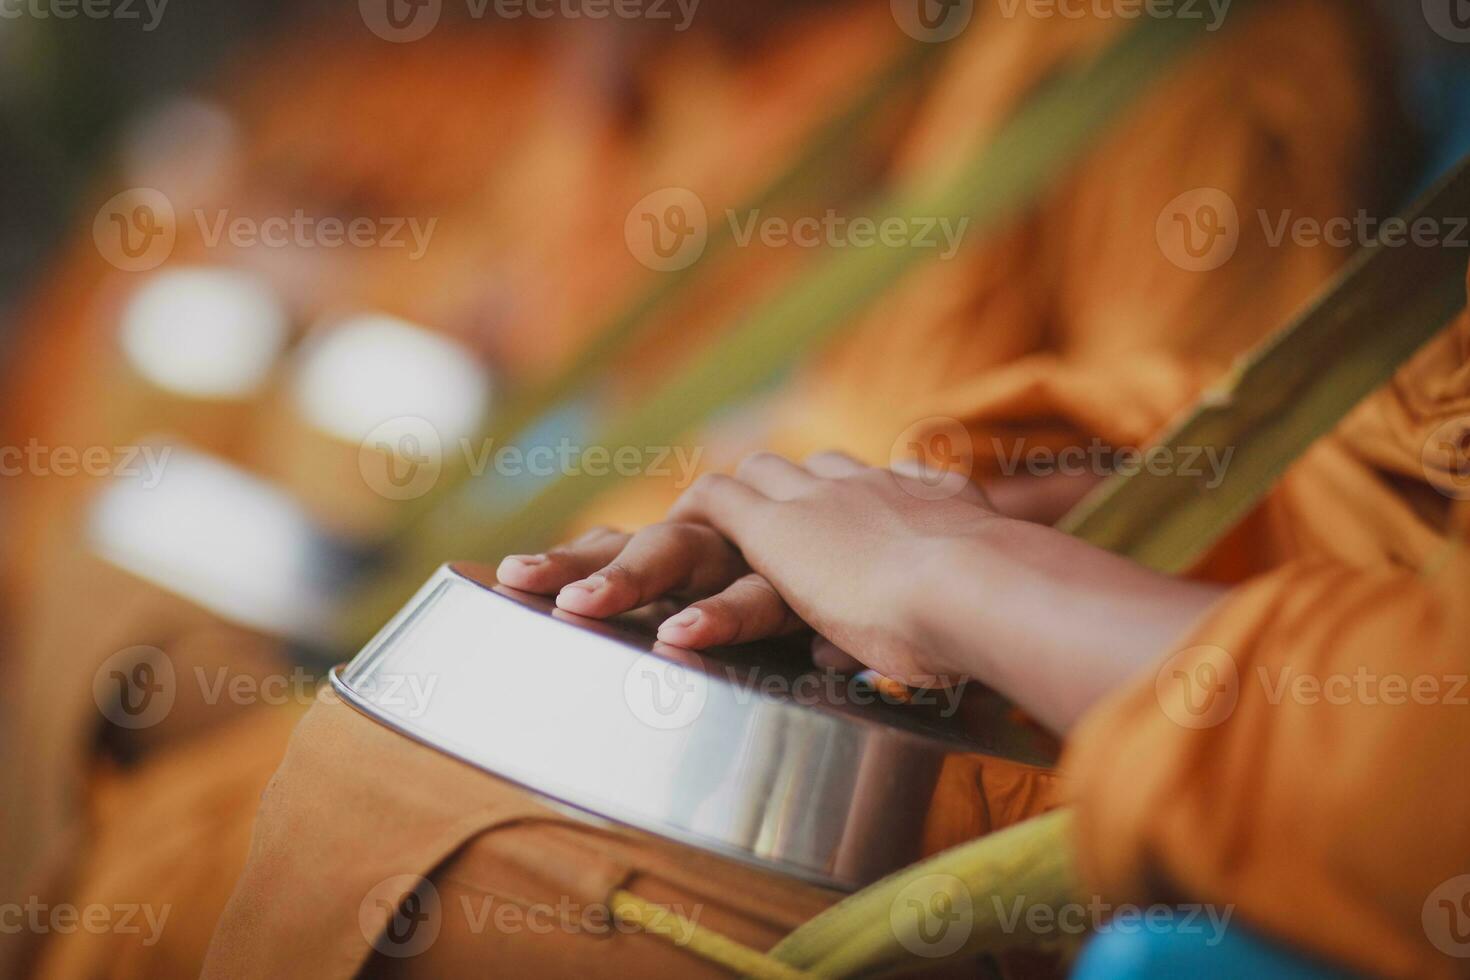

{"left": 1062, "top": 542, "right": 1470, "bottom": 978}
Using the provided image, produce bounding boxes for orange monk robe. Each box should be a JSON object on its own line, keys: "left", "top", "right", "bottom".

{"left": 1065, "top": 296, "right": 1470, "bottom": 978}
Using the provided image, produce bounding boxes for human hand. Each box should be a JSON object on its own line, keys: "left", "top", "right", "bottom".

{"left": 498, "top": 451, "right": 1003, "bottom": 684}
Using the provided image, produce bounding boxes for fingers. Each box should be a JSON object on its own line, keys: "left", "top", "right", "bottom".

{"left": 496, "top": 526, "right": 629, "bottom": 593}
{"left": 554, "top": 521, "right": 748, "bottom": 618}
{"left": 732, "top": 452, "right": 820, "bottom": 500}
{"left": 802, "top": 451, "right": 870, "bottom": 479}
{"left": 656, "top": 573, "right": 805, "bottom": 648}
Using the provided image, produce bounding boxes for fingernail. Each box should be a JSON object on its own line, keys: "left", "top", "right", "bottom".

{"left": 561, "top": 574, "right": 607, "bottom": 595}
{"left": 659, "top": 608, "right": 702, "bottom": 633}
{"left": 502, "top": 554, "right": 546, "bottom": 568}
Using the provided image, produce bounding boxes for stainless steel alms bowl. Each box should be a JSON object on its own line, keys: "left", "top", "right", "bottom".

{"left": 333, "top": 562, "right": 1058, "bottom": 891}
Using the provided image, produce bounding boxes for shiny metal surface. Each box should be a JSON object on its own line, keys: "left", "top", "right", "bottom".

{"left": 333, "top": 562, "right": 1058, "bottom": 891}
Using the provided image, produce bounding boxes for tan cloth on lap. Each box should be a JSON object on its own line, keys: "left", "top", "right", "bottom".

{"left": 203, "top": 694, "right": 845, "bottom": 979}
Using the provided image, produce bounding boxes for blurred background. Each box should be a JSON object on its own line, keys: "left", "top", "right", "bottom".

{"left": 0, "top": 0, "right": 1467, "bottom": 976}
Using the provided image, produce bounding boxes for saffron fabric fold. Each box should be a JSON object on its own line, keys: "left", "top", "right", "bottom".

{"left": 1065, "top": 301, "right": 1470, "bottom": 978}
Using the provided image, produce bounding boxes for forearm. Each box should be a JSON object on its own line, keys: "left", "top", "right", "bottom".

{"left": 910, "top": 518, "right": 1227, "bottom": 734}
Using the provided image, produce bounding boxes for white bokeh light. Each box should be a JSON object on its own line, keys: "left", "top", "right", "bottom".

{"left": 119, "top": 266, "right": 290, "bottom": 398}
{"left": 290, "top": 313, "right": 490, "bottom": 446}
{"left": 88, "top": 443, "right": 336, "bottom": 639}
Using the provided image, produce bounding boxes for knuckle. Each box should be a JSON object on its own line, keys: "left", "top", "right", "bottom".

{"left": 734, "top": 452, "right": 779, "bottom": 478}
{"left": 597, "top": 562, "right": 643, "bottom": 594}
{"left": 691, "top": 594, "right": 734, "bottom": 625}
{"left": 733, "top": 574, "right": 781, "bottom": 601}
{"left": 646, "top": 521, "right": 703, "bottom": 551}
{"left": 688, "top": 472, "right": 733, "bottom": 501}
{"left": 599, "top": 560, "right": 635, "bottom": 581}
{"left": 689, "top": 472, "right": 722, "bottom": 494}
{"left": 544, "top": 544, "right": 580, "bottom": 563}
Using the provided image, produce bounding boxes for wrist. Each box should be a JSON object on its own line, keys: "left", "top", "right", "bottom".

{"left": 904, "top": 517, "right": 1230, "bottom": 732}
{"left": 902, "top": 515, "right": 1032, "bottom": 681}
